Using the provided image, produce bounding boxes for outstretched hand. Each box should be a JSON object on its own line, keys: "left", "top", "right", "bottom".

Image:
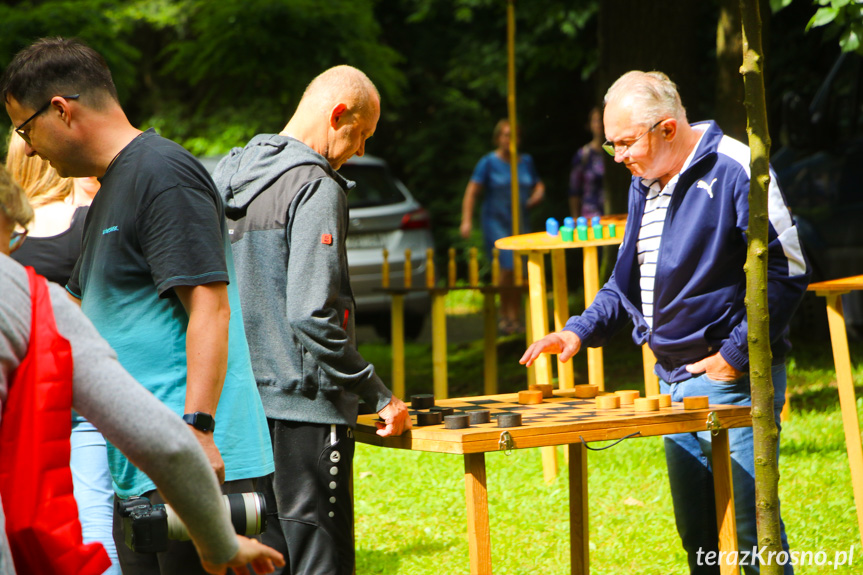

{"left": 520, "top": 330, "right": 581, "bottom": 367}
{"left": 376, "top": 396, "right": 412, "bottom": 437}
{"left": 200, "top": 535, "right": 285, "bottom": 575}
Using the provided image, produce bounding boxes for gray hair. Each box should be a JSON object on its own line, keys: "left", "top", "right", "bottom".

{"left": 299, "top": 65, "right": 379, "bottom": 116}
{"left": 604, "top": 71, "right": 686, "bottom": 126}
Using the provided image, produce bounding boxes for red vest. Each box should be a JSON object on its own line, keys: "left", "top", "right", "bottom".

{"left": 0, "top": 268, "right": 110, "bottom": 575}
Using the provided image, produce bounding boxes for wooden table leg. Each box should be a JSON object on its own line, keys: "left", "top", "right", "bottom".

{"left": 391, "top": 294, "right": 405, "bottom": 399}
{"left": 824, "top": 293, "right": 863, "bottom": 550}
{"left": 582, "top": 246, "right": 604, "bottom": 391}
{"left": 568, "top": 443, "right": 589, "bottom": 575}
{"left": 431, "top": 290, "right": 448, "bottom": 399}
{"left": 551, "top": 249, "right": 574, "bottom": 390}
{"left": 483, "top": 292, "right": 498, "bottom": 395}
{"left": 527, "top": 251, "right": 552, "bottom": 385}
{"left": 642, "top": 345, "right": 659, "bottom": 397}
{"left": 711, "top": 429, "right": 738, "bottom": 575}
{"left": 465, "top": 453, "right": 491, "bottom": 575}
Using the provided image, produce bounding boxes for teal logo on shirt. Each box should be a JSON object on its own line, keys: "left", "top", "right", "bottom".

{"left": 102, "top": 226, "right": 119, "bottom": 235}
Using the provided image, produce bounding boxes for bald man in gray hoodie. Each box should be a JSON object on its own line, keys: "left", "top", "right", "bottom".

{"left": 213, "top": 66, "right": 410, "bottom": 575}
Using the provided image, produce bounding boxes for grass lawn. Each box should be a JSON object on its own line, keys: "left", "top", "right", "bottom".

{"left": 353, "top": 320, "right": 863, "bottom": 574}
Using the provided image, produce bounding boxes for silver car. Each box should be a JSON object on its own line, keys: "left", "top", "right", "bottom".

{"left": 339, "top": 155, "right": 433, "bottom": 340}
{"left": 199, "top": 154, "right": 433, "bottom": 340}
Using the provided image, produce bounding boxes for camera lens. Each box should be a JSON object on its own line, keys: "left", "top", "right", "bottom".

{"left": 164, "top": 492, "right": 268, "bottom": 541}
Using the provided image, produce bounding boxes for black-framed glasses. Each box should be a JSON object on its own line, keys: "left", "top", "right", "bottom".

{"left": 9, "top": 228, "right": 27, "bottom": 253}
{"left": 602, "top": 120, "right": 663, "bottom": 157}
{"left": 14, "top": 94, "right": 79, "bottom": 143}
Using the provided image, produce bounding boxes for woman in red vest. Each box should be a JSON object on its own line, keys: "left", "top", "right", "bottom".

{"left": 0, "top": 167, "right": 283, "bottom": 575}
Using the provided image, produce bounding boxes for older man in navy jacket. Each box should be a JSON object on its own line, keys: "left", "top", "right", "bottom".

{"left": 522, "top": 71, "right": 807, "bottom": 575}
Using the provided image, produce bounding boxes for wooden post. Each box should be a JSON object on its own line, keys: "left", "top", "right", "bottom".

{"left": 568, "top": 443, "right": 589, "bottom": 575}
{"left": 469, "top": 247, "right": 479, "bottom": 287}
{"left": 711, "top": 429, "right": 739, "bottom": 575}
{"left": 642, "top": 345, "right": 659, "bottom": 396}
{"left": 822, "top": 292, "right": 863, "bottom": 550}
{"left": 506, "top": 0, "right": 519, "bottom": 239}
{"left": 381, "top": 249, "right": 389, "bottom": 288}
{"left": 432, "top": 290, "right": 448, "bottom": 399}
{"left": 513, "top": 252, "right": 523, "bottom": 287}
{"left": 483, "top": 290, "right": 498, "bottom": 395}
{"left": 491, "top": 249, "right": 500, "bottom": 287}
{"left": 551, "top": 249, "right": 574, "bottom": 389}
{"left": 448, "top": 247, "right": 457, "bottom": 288}
{"left": 404, "top": 248, "right": 412, "bottom": 289}
{"left": 426, "top": 248, "right": 435, "bottom": 289}
{"left": 391, "top": 294, "right": 405, "bottom": 399}
{"left": 583, "top": 245, "right": 604, "bottom": 391}
{"left": 465, "top": 453, "right": 491, "bottom": 575}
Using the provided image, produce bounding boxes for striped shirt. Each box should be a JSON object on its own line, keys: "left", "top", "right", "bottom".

{"left": 637, "top": 127, "right": 706, "bottom": 328}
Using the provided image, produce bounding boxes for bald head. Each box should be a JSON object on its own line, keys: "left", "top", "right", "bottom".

{"left": 604, "top": 71, "right": 687, "bottom": 128}
{"left": 296, "top": 65, "right": 379, "bottom": 117}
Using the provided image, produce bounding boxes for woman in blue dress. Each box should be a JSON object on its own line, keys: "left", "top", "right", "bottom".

{"left": 460, "top": 119, "right": 544, "bottom": 334}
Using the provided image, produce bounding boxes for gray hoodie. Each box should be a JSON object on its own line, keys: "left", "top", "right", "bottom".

{"left": 214, "top": 134, "right": 392, "bottom": 425}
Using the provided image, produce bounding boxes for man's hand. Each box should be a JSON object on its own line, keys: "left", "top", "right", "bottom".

{"left": 192, "top": 427, "right": 226, "bottom": 484}
{"left": 375, "top": 396, "right": 412, "bottom": 437}
{"left": 459, "top": 220, "right": 472, "bottom": 239}
{"left": 200, "top": 534, "right": 285, "bottom": 575}
{"left": 520, "top": 330, "right": 581, "bottom": 367}
{"left": 685, "top": 352, "right": 744, "bottom": 382}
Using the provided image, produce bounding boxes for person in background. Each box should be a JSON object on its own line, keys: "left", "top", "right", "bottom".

{"left": 0, "top": 165, "right": 284, "bottom": 575}
{"left": 569, "top": 107, "right": 606, "bottom": 221}
{"left": 460, "top": 119, "right": 545, "bottom": 335}
{"left": 4, "top": 130, "right": 116, "bottom": 573}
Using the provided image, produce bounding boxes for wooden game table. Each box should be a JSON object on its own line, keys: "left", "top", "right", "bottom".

{"left": 808, "top": 276, "right": 863, "bottom": 549}
{"left": 494, "top": 216, "right": 660, "bottom": 398}
{"left": 356, "top": 391, "right": 751, "bottom": 574}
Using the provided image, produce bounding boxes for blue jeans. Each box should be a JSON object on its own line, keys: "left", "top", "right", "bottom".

{"left": 661, "top": 364, "right": 792, "bottom": 575}
{"left": 71, "top": 421, "right": 120, "bottom": 575}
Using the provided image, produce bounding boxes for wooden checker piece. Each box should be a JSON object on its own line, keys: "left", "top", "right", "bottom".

{"left": 497, "top": 412, "right": 522, "bottom": 427}
{"left": 648, "top": 394, "right": 672, "bottom": 408}
{"left": 430, "top": 406, "right": 455, "bottom": 417}
{"left": 573, "top": 384, "right": 599, "bottom": 398}
{"left": 518, "top": 389, "right": 544, "bottom": 405}
{"left": 615, "top": 390, "right": 640, "bottom": 405}
{"left": 444, "top": 414, "right": 470, "bottom": 429}
{"left": 634, "top": 397, "right": 660, "bottom": 412}
{"left": 467, "top": 410, "right": 491, "bottom": 424}
{"left": 529, "top": 383, "right": 554, "bottom": 398}
{"left": 683, "top": 396, "right": 709, "bottom": 410}
{"left": 595, "top": 394, "right": 621, "bottom": 410}
{"left": 416, "top": 411, "right": 442, "bottom": 426}
{"left": 411, "top": 394, "right": 435, "bottom": 409}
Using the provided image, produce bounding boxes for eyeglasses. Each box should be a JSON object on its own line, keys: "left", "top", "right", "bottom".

{"left": 602, "top": 120, "right": 663, "bottom": 157}
{"left": 14, "top": 94, "right": 79, "bottom": 143}
{"left": 9, "top": 228, "right": 27, "bottom": 253}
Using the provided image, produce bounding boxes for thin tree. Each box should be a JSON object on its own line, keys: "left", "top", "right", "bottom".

{"left": 740, "top": 1, "right": 783, "bottom": 573}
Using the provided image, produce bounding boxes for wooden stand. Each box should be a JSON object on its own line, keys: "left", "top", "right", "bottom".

{"left": 810, "top": 276, "right": 863, "bottom": 550}
{"left": 355, "top": 392, "right": 749, "bottom": 575}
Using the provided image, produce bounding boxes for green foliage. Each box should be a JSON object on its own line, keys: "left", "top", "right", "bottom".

{"left": 798, "top": 0, "right": 863, "bottom": 55}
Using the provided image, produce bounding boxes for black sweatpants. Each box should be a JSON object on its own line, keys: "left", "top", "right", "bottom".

{"left": 261, "top": 419, "right": 356, "bottom": 575}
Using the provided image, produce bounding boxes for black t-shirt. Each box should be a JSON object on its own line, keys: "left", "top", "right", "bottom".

{"left": 68, "top": 128, "right": 229, "bottom": 301}
{"left": 12, "top": 205, "right": 88, "bottom": 285}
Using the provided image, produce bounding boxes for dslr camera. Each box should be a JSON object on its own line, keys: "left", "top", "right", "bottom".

{"left": 118, "top": 492, "right": 268, "bottom": 553}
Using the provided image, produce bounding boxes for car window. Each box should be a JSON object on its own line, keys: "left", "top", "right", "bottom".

{"left": 338, "top": 164, "right": 406, "bottom": 208}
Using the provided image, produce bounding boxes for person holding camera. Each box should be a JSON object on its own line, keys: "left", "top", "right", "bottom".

{"left": 2, "top": 38, "right": 274, "bottom": 574}
{"left": 0, "top": 165, "right": 284, "bottom": 574}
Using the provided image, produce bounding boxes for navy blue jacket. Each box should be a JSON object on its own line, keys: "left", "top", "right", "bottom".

{"left": 564, "top": 121, "right": 809, "bottom": 383}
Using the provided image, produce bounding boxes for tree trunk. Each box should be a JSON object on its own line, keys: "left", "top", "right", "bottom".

{"left": 740, "top": 1, "right": 783, "bottom": 574}
{"left": 717, "top": 0, "right": 747, "bottom": 140}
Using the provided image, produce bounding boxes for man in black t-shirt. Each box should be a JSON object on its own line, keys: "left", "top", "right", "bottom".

{"left": 2, "top": 37, "right": 277, "bottom": 575}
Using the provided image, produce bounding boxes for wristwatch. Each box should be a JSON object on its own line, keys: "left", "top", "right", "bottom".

{"left": 183, "top": 412, "right": 216, "bottom": 433}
